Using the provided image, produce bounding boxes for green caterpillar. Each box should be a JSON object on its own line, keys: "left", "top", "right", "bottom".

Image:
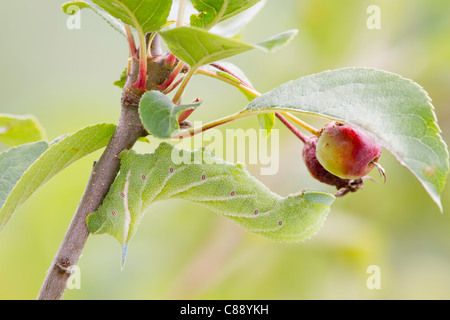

{"left": 87, "top": 143, "right": 335, "bottom": 262}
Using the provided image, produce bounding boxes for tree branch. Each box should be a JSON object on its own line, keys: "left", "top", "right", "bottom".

{"left": 37, "top": 91, "right": 146, "bottom": 301}
{"left": 37, "top": 50, "right": 176, "bottom": 300}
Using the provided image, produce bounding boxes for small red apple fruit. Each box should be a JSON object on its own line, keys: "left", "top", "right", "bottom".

{"left": 316, "top": 121, "right": 382, "bottom": 180}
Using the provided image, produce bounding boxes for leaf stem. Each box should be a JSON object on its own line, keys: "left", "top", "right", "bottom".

{"left": 159, "top": 60, "right": 185, "bottom": 91}
{"left": 196, "top": 67, "right": 321, "bottom": 137}
{"left": 133, "top": 29, "right": 148, "bottom": 91}
{"left": 177, "top": 0, "right": 187, "bottom": 28}
{"left": 172, "top": 66, "right": 197, "bottom": 105}
{"left": 165, "top": 52, "right": 179, "bottom": 66}
{"left": 163, "top": 75, "right": 186, "bottom": 95}
{"left": 209, "top": 62, "right": 252, "bottom": 88}
{"left": 281, "top": 112, "right": 321, "bottom": 137}
{"left": 116, "top": 2, "right": 148, "bottom": 91}
{"left": 172, "top": 110, "right": 258, "bottom": 139}
{"left": 275, "top": 113, "right": 309, "bottom": 143}
{"left": 125, "top": 25, "right": 137, "bottom": 59}
{"left": 125, "top": 25, "right": 137, "bottom": 77}
{"left": 197, "top": 68, "right": 260, "bottom": 99}
{"left": 146, "top": 32, "right": 157, "bottom": 58}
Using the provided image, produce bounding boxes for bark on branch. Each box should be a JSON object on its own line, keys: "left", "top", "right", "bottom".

{"left": 37, "top": 41, "right": 175, "bottom": 299}
{"left": 37, "top": 92, "right": 146, "bottom": 300}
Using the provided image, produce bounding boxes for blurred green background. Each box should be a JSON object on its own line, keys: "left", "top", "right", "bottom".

{"left": 1, "top": 0, "right": 449, "bottom": 300}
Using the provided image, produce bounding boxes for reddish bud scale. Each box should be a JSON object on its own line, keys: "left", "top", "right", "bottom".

{"left": 178, "top": 108, "right": 196, "bottom": 123}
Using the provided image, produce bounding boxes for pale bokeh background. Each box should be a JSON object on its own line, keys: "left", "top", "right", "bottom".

{"left": 0, "top": 0, "right": 449, "bottom": 299}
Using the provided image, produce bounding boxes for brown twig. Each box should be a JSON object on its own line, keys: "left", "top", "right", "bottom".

{"left": 36, "top": 41, "right": 176, "bottom": 300}
{"left": 37, "top": 71, "right": 146, "bottom": 301}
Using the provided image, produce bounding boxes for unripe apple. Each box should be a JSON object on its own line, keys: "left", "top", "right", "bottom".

{"left": 302, "top": 135, "right": 353, "bottom": 190}
{"left": 316, "top": 121, "right": 382, "bottom": 180}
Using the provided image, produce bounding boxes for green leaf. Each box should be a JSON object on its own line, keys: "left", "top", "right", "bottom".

{"left": 62, "top": 1, "right": 127, "bottom": 37}
{"left": 201, "top": 63, "right": 275, "bottom": 135}
{"left": 254, "top": 29, "right": 298, "bottom": 52}
{"left": 201, "top": 62, "right": 275, "bottom": 135}
{"left": 114, "top": 68, "right": 128, "bottom": 89}
{"left": 160, "top": 27, "right": 298, "bottom": 68}
{"left": 0, "top": 141, "right": 49, "bottom": 209}
{"left": 190, "top": 0, "right": 262, "bottom": 29}
{"left": 87, "top": 143, "right": 335, "bottom": 265}
{"left": 203, "top": 61, "right": 253, "bottom": 87}
{"left": 160, "top": 27, "right": 253, "bottom": 68}
{"left": 210, "top": 0, "right": 266, "bottom": 37}
{"left": 202, "top": 61, "right": 255, "bottom": 101}
{"left": 257, "top": 113, "right": 275, "bottom": 137}
{"left": 0, "top": 114, "right": 46, "bottom": 147}
{"left": 0, "top": 124, "right": 116, "bottom": 232}
{"left": 90, "top": 0, "right": 172, "bottom": 34}
{"left": 246, "top": 68, "right": 449, "bottom": 210}
{"left": 139, "top": 91, "right": 202, "bottom": 139}
{"left": 201, "top": 62, "right": 256, "bottom": 99}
